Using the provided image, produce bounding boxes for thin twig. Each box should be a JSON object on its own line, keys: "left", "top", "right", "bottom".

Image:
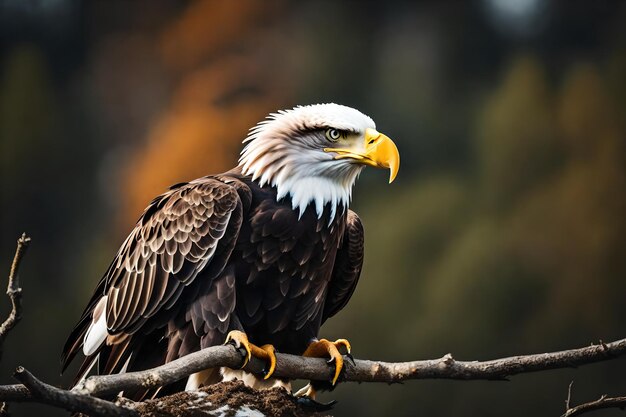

{"left": 0, "top": 234, "right": 30, "bottom": 416}
{"left": 565, "top": 380, "right": 574, "bottom": 410}
{"left": 562, "top": 394, "right": 626, "bottom": 417}
{"left": 13, "top": 367, "right": 137, "bottom": 417}
{"left": 0, "top": 233, "right": 30, "bottom": 358}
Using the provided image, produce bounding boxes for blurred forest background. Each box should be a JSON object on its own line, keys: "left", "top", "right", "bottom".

{"left": 1, "top": 1, "right": 626, "bottom": 416}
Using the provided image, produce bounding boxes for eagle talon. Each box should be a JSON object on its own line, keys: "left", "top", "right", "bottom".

{"left": 225, "top": 330, "right": 252, "bottom": 367}
{"left": 223, "top": 331, "right": 277, "bottom": 379}
{"left": 258, "top": 344, "right": 277, "bottom": 380}
{"left": 302, "top": 338, "right": 352, "bottom": 386}
{"left": 346, "top": 353, "right": 355, "bottom": 366}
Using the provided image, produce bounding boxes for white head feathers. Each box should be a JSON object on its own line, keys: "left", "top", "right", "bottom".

{"left": 238, "top": 104, "right": 376, "bottom": 220}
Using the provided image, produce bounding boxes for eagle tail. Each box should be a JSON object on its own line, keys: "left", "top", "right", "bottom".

{"left": 62, "top": 279, "right": 108, "bottom": 373}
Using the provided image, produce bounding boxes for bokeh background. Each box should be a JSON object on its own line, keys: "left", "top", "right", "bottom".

{"left": 1, "top": 1, "right": 626, "bottom": 416}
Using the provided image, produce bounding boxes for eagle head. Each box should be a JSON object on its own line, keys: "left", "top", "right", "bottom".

{"left": 239, "top": 103, "right": 400, "bottom": 219}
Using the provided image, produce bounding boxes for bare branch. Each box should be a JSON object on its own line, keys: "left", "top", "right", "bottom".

{"left": 74, "top": 345, "right": 243, "bottom": 397}
{"left": 12, "top": 367, "right": 137, "bottom": 417}
{"left": 0, "top": 332, "right": 625, "bottom": 416}
{"left": 0, "top": 233, "right": 30, "bottom": 358}
{"left": 0, "top": 384, "right": 32, "bottom": 403}
{"left": 565, "top": 380, "right": 574, "bottom": 411}
{"left": 0, "top": 234, "right": 31, "bottom": 416}
{"left": 70, "top": 336, "right": 626, "bottom": 398}
{"left": 562, "top": 394, "right": 626, "bottom": 417}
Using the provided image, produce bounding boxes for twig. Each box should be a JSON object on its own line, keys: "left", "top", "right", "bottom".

{"left": 0, "top": 233, "right": 30, "bottom": 358}
{"left": 13, "top": 367, "right": 137, "bottom": 417}
{"left": 562, "top": 394, "right": 626, "bottom": 417}
{"left": 565, "top": 380, "right": 574, "bottom": 410}
{"left": 68, "top": 336, "right": 626, "bottom": 398}
{"left": 0, "top": 234, "right": 30, "bottom": 416}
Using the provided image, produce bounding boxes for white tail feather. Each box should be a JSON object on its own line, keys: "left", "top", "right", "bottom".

{"left": 83, "top": 296, "right": 108, "bottom": 356}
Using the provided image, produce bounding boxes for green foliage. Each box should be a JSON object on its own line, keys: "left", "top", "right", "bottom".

{"left": 476, "top": 56, "right": 560, "bottom": 212}
{"left": 0, "top": 45, "right": 61, "bottom": 196}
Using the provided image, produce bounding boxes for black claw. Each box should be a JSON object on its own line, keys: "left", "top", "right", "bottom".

{"left": 297, "top": 397, "right": 338, "bottom": 411}
{"left": 228, "top": 343, "right": 248, "bottom": 365}
{"left": 346, "top": 353, "right": 355, "bottom": 366}
{"left": 326, "top": 356, "right": 335, "bottom": 365}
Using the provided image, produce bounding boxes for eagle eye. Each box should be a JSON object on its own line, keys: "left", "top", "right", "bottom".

{"left": 325, "top": 128, "right": 342, "bottom": 142}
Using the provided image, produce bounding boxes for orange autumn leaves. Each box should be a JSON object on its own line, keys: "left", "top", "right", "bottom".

{"left": 120, "top": 0, "right": 289, "bottom": 225}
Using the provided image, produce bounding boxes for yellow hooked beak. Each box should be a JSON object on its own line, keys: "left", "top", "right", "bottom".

{"left": 324, "top": 127, "right": 400, "bottom": 183}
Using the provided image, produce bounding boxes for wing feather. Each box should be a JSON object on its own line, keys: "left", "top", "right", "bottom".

{"left": 62, "top": 177, "right": 244, "bottom": 376}
{"left": 104, "top": 179, "right": 241, "bottom": 334}
{"left": 61, "top": 177, "right": 247, "bottom": 380}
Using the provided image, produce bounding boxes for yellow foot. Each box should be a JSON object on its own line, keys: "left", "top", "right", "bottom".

{"left": 224, "top": 330, "right": 277, "bottom": 380}
{"left": 302, "top": 338, "right": 352, "bottom": 386}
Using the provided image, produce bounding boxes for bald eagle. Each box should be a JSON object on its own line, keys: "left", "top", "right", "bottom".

{"left": 61, "top": 103, "right": 399, "bottom": 399}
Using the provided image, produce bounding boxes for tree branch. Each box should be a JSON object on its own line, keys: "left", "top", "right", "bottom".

{"left": 562, "top": 395, "right": 626, "bottom": 417}
{"left": 0, "top": 384, "right": 32, "bottom": 403}
{"left": 0, "top": 337, "right": 621, "bottom": 415}
{"left": 12, "top": 367, "right": 137, "bottom": 417}
{"left": 67, "top": 336, "right": 626, "bottom": 398}
{"left": 0, "top": 233, "right": 30, "bottom": 359}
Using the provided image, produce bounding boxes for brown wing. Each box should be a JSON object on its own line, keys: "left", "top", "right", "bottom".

{"left": 322, "top": 210, "right": 364, "bottom": 322}
{"left": 62, "top": 177, "right": 244, "bottom": 372}
{"left": 104, "top": 179, "right": 242, "bottom": 333}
